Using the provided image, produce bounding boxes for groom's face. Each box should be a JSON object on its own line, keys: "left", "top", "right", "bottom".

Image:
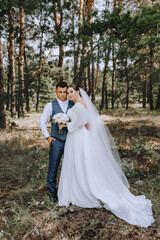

{"left": 55, "top": 87, "right": 68, "bottom": 102}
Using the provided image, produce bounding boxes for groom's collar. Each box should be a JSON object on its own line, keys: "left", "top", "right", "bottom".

{"left": 57, "top": 98, "right": 69, "bottom": 105}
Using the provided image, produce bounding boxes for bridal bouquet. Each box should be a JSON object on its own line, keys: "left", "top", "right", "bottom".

{"left": 52, "top": 113, "right": 70, "bottom": 134}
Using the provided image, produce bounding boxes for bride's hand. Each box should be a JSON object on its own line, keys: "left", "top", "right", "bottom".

{"left": 58, "top": 124, "right": 67, "bottom": 129}
{"left": 85, "top": 123, "right": 89, "bottom": 130}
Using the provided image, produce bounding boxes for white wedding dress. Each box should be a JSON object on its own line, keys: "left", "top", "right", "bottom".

{"left": 58, "top": 88, "right": 154, "bottom": 228}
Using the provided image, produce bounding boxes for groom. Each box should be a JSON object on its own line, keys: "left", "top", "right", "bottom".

{"left": 40, "top": 81, "right": 75, "bottom": 202}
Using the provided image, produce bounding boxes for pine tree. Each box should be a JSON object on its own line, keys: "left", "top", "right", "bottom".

{"left": 0, "top": 30, "right": 6, "bottom": 128}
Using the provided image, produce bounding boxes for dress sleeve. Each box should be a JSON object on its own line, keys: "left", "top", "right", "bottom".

{"left": 67, "top": 103, "right": 88, "bottom": 133}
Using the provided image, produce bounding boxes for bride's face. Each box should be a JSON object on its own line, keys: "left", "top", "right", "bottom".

{"left": 67, "top": 87, "right": 79, "bottom": 102}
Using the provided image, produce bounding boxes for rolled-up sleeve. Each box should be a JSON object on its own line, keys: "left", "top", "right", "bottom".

{"left": 39, "top": 102, "right": 52, "bottom": 138}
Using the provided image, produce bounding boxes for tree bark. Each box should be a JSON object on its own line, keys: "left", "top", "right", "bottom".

{"left": 36, "top": 10, "right": 44, "bottom": 112}
{"left": 8, "top": 8, "right": 16, "bottom": 117}
{"left": 6, "top": 38, "right": 10, "bottom": 110}
{"left": 79, "top": 0, "right": 94, "bottom": 90}
{"left": 53, "top": 0, "right": 64, "bottom": 68}
{"left": 142, "top": 74, "right": 147, "bottom": 108}
{"left": 24, "top": 48, "right": 30, "bottom": 112}
{"left": 91, "top": 38, "right": 95, "bottom": 103}
{"left": 118, "top": 0, "right": 122, "bottom": 7}
{"left": 100, "top": 49, "right": 110, "bottom": 110}
{"left": 113, "top": 0, "right": 117, "bottom": 9}
{"left": 72, "top": 1, "right": 77, "bottom": 79}
{"left": 111, "top": 44, "right": 117, "bottom": 109}
{"left": 149, "top": 47, "right": 154, "bottom": 110}
{"left": 0, "top": 32, "right": 6, "bottom": 128}
{"left": 95, "top": 42, "right": 100, "bottom": 92}
{"left": 156, "top": 88, "right": 160, "bottom": 110}
{"left": 76, "top": 0, "right": 84, "bottom": 70}
{"left": 87, "top": 58, "right": 91, "bottom": 95}
{"left": 100, "top": 62, "right": 108, "bottom": 110}
{"left": 18, "top": 7, "right": 25, "bottom": 117}
{"left": 125, "top": 59, "right": 129, "bottom": 109}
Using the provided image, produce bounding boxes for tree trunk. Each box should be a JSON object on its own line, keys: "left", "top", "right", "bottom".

{"left": 95, "top": 42, "right": 100, "bottom": 92}
{"left": 0, "top": 32, "right": 6, "bottom": 128}
{"left": 18, "top": 7, "right": 25, "bottom": 117}
{"left": 72, "top": 0, "right": 85, "bottom": 85}
{"left": 24, "top": 48, "right": 30, "bottom": 112}
{"left": 36, "top": 10, "right": 43, "bottom": 112}
{"left": 111, "top": 44, "right": 117, "bottom": 109}
{"left": 91, "top": 38, "right": 95, "bottom": 103}
{"left": 76, "top": 0, "right": 83, "bottom": 70}
{"left": 88, "top": 58, "right": 91, "bottom": 95}
{"left": 6, "top": 38, "right": 10, "bottom": 110}
{"left": 125, "top": 59, "right": 129, "bottom": 109}
{"left": 8, "top": 8, "right": 16, "bottom": 118}
{"left": 113, "top": 0, "right": 117, "bottom": 9}
{"left": 100, "top": 51, "right": 109, "bottom": 110}
{"left": 72, "top": 2, "right": 77, "bottom": 79}
{"left": 142, "top": 74, "right": 147, "bottom": 108}
{"left": 79, "top": 0, "right": 94, "bottom": 89}
{"left": 54, "top": 0, "right": 64, "bottom": 68}
{"left": 149, "top": 47, "right": 154, "bottom": 110}
{"left": 156, "top": 88, "right": 160, "bottom": 110}
{"left": 106, "top": 0, "right": 109, "bottom": 8}
{"left": 118, "top": 0, "right": 122, "bottom": 7}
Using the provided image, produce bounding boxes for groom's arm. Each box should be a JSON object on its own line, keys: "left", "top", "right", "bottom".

{"left": 39, "top": 102, "right": 52, "bottom": 140}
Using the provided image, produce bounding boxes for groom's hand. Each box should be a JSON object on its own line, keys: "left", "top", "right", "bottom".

{"left": 47, "top": 137, "right": 56, "bottom": 145}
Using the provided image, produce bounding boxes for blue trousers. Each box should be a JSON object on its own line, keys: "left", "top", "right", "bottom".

{"left": 47, "top": 138, "right": 65, "bottom": 194}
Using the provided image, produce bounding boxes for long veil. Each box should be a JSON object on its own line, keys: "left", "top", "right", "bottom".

{"left": 79, "top": 88, "right": 130, "bottom": 188}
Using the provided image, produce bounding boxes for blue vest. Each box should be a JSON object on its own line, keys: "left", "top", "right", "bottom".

{"left": 51, "top": 99, "right": 75, "bottom": 141}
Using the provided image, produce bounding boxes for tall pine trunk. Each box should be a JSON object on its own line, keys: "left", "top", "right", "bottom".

{"left": 142, "top": 74, "right": 147, "bottom": 108}
{"left": 156, "top": 88, "right": 160, "bottom": 110}
{"left": 79, "top": 0, "right": 94, "bottom": 90}
{"left": 24, "top": 48, "right": 30, "bottom": 112}
{"left": 77, "top": 0, "right": 83, "bottom": 69}
{"left": 100, "top": 48, "right": 110, "bottom": 110}
{"left": 149, "top": 47, "right": 154, "bottom": 110}
{"left": 91, "top": 37, "right": 95, "bottom": 103}
{"left": 18, "top": 7, "right": 25, "bottom": 117}
{"left": 54, "top": 0, "right": 64, "bottom": 68}
{"left": 72, "top": 2, "right": 77, "bottom": 79}
{"left": 95, "top": 42, "right": 100, "bottom": 92}
{"left": 125, "top": 59, "right": 129, "bottom": 109}
{"left": 0, "top": 32, "right": 6, "bottom": 128}
{"left": 111, "top": 44, "right": 117, "bottom": 109}
{"left": 6, "top": 38, "right": 10, "bottom": 110}
{"left": 8, "top": 8, "right": 16, "bottom": 117}
{"left": 36, "top": 9, "right": 43, "bottom": 112}
{"left": 113, "top": 0, "right": 117, "bottom": 8}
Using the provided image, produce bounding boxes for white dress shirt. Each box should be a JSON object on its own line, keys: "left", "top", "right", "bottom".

{"left": 39, "top": 98, "right": 69, "bottom": 138}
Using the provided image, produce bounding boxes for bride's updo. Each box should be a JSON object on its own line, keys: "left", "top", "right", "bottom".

{"left": 68, "top": 83, "right": 79, "bottom": 91}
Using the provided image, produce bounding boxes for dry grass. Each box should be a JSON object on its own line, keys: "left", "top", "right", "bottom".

{"left": 0, "top": 109, "right": 160, "bottom": 240}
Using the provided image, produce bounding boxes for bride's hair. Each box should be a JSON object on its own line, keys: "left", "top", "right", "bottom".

{"left": 68, "top": 83, "right": 82, "bottom": 96}
{"left": 68, "top": 83, "right": 79, "bottom": 91}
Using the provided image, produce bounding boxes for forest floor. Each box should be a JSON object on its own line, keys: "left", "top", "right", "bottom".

{"left": 0, "top": 108, "right": 160, "bottom": 240}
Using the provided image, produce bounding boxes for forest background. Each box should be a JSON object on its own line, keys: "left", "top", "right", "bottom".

{"left": 0, "top": 0, "right": 160, "bottom": 239}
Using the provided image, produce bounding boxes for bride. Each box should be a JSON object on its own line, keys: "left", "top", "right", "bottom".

{"left": 57, "top": 83, "right": 154, "bottom": 228}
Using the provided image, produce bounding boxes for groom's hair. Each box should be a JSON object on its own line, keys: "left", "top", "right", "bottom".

{"left": 56, "top": 81, "right": 68, "bottom": 89}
